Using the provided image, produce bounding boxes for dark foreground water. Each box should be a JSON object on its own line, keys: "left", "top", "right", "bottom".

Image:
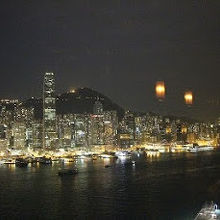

{"left": 1, "top": 150, "right": 220, "bottom": 219}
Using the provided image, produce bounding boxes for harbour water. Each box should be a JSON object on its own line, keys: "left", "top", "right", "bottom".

{"left": 1, "top": 150, "right": 220, "bottom": 219}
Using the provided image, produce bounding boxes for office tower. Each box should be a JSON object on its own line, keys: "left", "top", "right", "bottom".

{"left": 57, "top": 114, "right": 72, "bottom": 148}
{"left": 43, "top": 72, "right": 57, "bottom": 148}
{"left": 90, "top": 114, "right": 104, "bottom": 145}
{"left": 12, "top": 122, "right": 26, "bottom": 148}
{"left": 74, "top": 114, "right": 89, "bottom": 147}
{"left": 118, "top": 111, "right": 135, "bottom": 148}
{"left": 103, "top": 110, "right": 118, "bottom": 146}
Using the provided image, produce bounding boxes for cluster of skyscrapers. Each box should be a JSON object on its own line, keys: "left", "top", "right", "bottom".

{"left": 0, "top": 72, "right": 219, "bottom": 151}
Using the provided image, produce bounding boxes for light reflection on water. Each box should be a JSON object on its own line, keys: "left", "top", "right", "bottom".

{"left": 1, "top": 150, "right": 220, "bottom": 219}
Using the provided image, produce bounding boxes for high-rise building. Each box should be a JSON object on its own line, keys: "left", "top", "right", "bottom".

{"left": 103, "top": 110, "right": 118, "bottom": 146}
{"left": 90, "top": 114, "right": 104, "bottom": 145}
{"left": 74, "top": 114, "right": 89, "bottom": 147}
{"left": 43, "top": 72, "right": 57, "bottom": 148}
{"left": 11, "top": 121, "right": 26, "bottom": 149}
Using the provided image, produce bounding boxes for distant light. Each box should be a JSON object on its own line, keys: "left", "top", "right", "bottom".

{"left": 70, "top": 89, "right": 76, "bottom": 93}
{"left": 184, "top": 91, "right": 193, "bottom": 105}
{"left": 155, "top": 81, "right": 165, "bottom": 100}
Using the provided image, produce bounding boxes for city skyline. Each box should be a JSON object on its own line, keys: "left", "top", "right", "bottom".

{"left": 0, "top": 2, "right": 220, "bottom": 219}
{"left": 0, "top": 1, "right": 219, "bottom": 121}
{"left": 0, "top": 72, "right": 219, "bottom": 151}
{"left": 0, "top": 73, "right": 218, "bottom": 122}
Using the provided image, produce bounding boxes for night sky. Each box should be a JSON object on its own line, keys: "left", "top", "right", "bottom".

{"left": 0, "top": 1, "right": 219, "bottom": 121}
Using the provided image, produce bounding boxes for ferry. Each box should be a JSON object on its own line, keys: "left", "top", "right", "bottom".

{"left": 15, "top": 158, "right": 28, "bottom": 167}
{"left": 194, "top": 202, "right": 220, "bottom": 219}
{"left": 4, "top": 159, "right": 16, "bottom": 164}
{"left": 115, "top": 151, "right": 131, "bottom": 159}
{"left": 60, "top": 158, "right": 75, "bottom": 163}
{"left": 188, "top": 145, "right": 214, "bottom": 153}
{"left": 38, "top": 157, "right": 52, "bottom": 164}
{"left": 99, "top": 154, "right": 115, "bottom": 159}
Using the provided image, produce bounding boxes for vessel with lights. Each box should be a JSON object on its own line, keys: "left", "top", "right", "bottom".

{"left": 187, "top": 145, "right": 214, "bottom": 153}
{"left": 15, "top": 158, "right": 28, "bottom": 167}
{"left": 194, "top": 202, "right": 220, "bottom": 219}
{"left": 115, "top": 151, "right": 131, "bottom": 159}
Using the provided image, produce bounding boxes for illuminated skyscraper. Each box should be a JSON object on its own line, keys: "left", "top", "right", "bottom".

{"left": 91, "top": 99, "right": 104, "bottom": 145}
{"left": 43, "top": 72, "right": 57, "bottom": 148}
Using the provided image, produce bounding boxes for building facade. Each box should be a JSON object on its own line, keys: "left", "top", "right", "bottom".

{"left": 43, "top": 72, "right": 57, "bottom": 148}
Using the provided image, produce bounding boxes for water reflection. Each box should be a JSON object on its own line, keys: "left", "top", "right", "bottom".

{"left": 1, "top": 151, "right": 220, "bottom": 219}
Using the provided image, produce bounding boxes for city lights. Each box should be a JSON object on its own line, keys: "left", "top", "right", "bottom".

{"left": 0, "top": 73, "right": 219, "bottom": 161}
{"left": 1, "top": 1, "right": 219, "bottom": 219}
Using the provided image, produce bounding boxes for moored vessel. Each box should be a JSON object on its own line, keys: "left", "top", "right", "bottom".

{"left": 188, "top": 145, "right": 214, "bottom": 153}
{"left": 115, "top": 151, "right": 131, "bottom": 159}
{"left": 38, "top": 157, "right": 52, "bottom": 164}
{"left": 4, "top": 159, "right": 16, "bottom": 164}
{"left": 15, "top": 158, "right": 28, "bottom": 167}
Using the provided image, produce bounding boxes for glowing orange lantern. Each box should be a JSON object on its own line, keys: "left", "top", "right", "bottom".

{"left": 184, "top": 91, "right": 193, "bottom": 105}
{"left": 155, "top": 81, "right": 165, "bottom": 100}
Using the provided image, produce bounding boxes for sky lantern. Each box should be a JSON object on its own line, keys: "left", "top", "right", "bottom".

{"left": 184, "top": 91, "right": 193, "bottom": 105}
{"left": 155, "top": 81, "right": 166, "bottom": 100}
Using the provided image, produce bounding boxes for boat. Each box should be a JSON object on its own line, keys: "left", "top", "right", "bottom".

{"left": 15, "top": 158, "right": 28, "bottom": 167}
{"left": 58, "top": 168, "right": 78, "bottom": 176}
{"left": 38, "top": 157, "right": 52, "bottom": 165}
{"left": 188, "top": 145, "right": 214, "bottom": 153}
{"left": 51, "top": 158, "right": 60, "bottom": 162}
{"left": 99, "top": 154, "right": 115, "bottom": 158}
{"left": 115, "top": 151, "right": 131, "bottom": 159}
{"left": 4, "top": 159, "right": 16, "bottom": 164}
{"left": 194, "top": 202, "right": 220, "bottom": 219}
{"left": 60, "top": 158, "right": 75, "bottom": 163}
{"left": 188, "top": 146, "right": 199, "bottom": 153}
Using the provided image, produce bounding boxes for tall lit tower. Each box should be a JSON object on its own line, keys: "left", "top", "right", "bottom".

{"left": 43, "top": 72, "right": 57, "bottom": 148}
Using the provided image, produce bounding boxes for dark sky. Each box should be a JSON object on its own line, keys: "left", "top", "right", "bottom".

{"left": 0, "top": 0, "right": 219, "bottom": 121}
